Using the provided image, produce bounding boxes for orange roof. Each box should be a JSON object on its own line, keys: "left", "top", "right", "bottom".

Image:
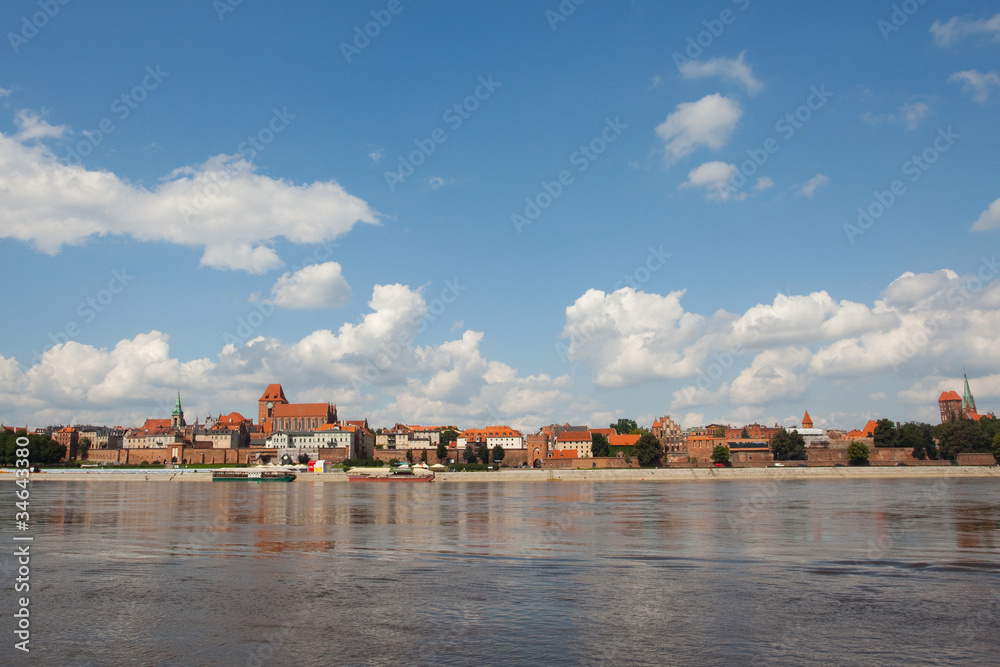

{"left": 462, "top": 426, "right": 522, "bottom": 438}
{"left": 859, "top": 420, "right": 878, "bottom": 437}
{"left": 938, "top": 391, "right": 961, "bottom": 402}
{"left": 259, "top": 384, "right": 288, "bottom": 403}
{"left": 590, "top": 428, "right": 616, "bottom": 438}
{"left": 59, "top": 426, "right": 77, "bottom": 433}
{"left": 272, "top": 403, "right": 333, "bottom": 418}
{"left": 556, "top": 430, "right": 592, "bottom": 442}
{"left": 608, "top": 433, "right": 640, "bottom": 447}
{"left": 141, "top": 418, "right": 171, "bottom": 431}
{"left": 652, "top": 419, "right": 661, "bottom": 428}
{"left": 802, "top": 410, "right": 812, "bottom": 426}
{"left": 551, "top": 449, "right": 579, "bottom": 458}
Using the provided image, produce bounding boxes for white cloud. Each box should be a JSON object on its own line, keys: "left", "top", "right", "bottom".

{"left": 971, "top": 197, "right": 1000, "bottom": 231}
{"left": 679, "top": 52, "right": 763, "bottom": 94}
{"left": 949, "top": 69, "right": 1000, "bottom": 103}
{"left": 369, "top": 148, "right": 384, "bottom": 163}
{"left": 270, "top": 262, "right": 352, "bottom": 309}
{"left": 648, "top": 75, "right": 662, "bottom": 89}
{"left": 0, "top": 124, "right": 378, "bottom": 273}
{"left": 753, "top": 177, "right": 774, "bottom": 191}
{"left": 428, "top": 176, "right": 453, "bottom": 189}
{"left": 13, "top": 109, "right": 67, "bottom": 141}
{"left": 656, "top": 94, "right": 742, "bottom": 165}
{"left": 729, "top": 347, "right": 811, "bottom": 405}
{"left": 0, "top": 87, "right": 11, "bottom": 97}
{"left": 931, "top": 13, "right": 1000, "bottom": 46}
{"left": 862, "top": 101, "right": 931, "bottom": 130}
{"left": 681, "top": 161, "right": 742, "bottom": 201}
{"left": 796, "top": 174, "right": 829, "bottom": 198}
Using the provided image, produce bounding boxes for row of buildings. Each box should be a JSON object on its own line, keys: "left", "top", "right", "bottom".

{"left": 5, "top": 375, "right": 993, "bottom": 466}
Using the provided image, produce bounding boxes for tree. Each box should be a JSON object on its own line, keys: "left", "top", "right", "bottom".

{"left": 635, "top": 433, "right": 663, "bottom": 467}
{"left": 897, "top": 422, "right": 935, "bottom": 460}
{"left": 713, "top": 426, "right": 726, "bottom": 438}
{"left": 710, "top": 445, "right": 730, "bottom": 466}
{"left": 992, "top": 432, "right": 1000, "bottom": 462}
{"left": 436, "top": 440, "right": 448, "bottom": 461}
{"left": 420, "top": 450, "right": 428, "bottom": 463}
{"left": 769, "top": 428, "right": 806, "bottom": 461}
{"left": 78, "top": 437, "right": 92, "bottom": 460}
{"left": 591, "top": 433, "right": 610, "bottom": 458}
{"left": 492, "top": 445, "right": 505, "bottom": 464}
{"left": 740, "top": 427, "right": 749, "bottom": 439}
{"left": 440, "top": 428, "right": 459, "bottom": 445}
{"left": 611, "top": 418, "right": 638, "bottom": 435}
{"left": 935, "top": 419, "right": 991, "bottom": 460}
{"left": 0, "top": 432, "right": 66, "bottom": 465}
{"left": 847, "top": 441, "right": 869, "bottom": 465}
{"left": 463, "top": 444, "right": 477, "bottom": 463}
{"left": 873, "top": 418, "right": 898, "bottom": 448}
{"left": 476, "top": 442, "right": 489, "bottom": 464}
{"left": 297, "top": 452, "right": 310, "bottom": 464}
{"left": 406, "top": 449, "right": 414, "bottom": 464}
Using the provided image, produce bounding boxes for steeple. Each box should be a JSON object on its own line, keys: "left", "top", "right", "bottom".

{"left": 802, "top": 410, "right": 813, "bottom": 429}
{"left": 171, "top": 391, "right": 186, "bottom": 428}
{"left": 962, "top": 373, "right": 977, "bottom": 413}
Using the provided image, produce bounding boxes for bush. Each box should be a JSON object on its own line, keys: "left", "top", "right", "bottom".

{"left": 710, "top": 445, "right": 731, "bottom": 466}
{"left": 847, "top": 441, "right": 869, "bottom": 466}
{"left": 343, "top": 458, "right": 385, "bottom": 468}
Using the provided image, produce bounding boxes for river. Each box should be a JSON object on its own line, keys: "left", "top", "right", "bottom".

{"left": 3, "top": 478, "right": 998, "bottom": 665}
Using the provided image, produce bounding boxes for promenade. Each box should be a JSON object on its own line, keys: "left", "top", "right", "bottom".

{"left": 4, "top": 466, "right": 998, "bottom": 483}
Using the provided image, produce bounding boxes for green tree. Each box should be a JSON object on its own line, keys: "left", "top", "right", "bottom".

{"left": 406, "top": 449, "right": 414, "bottom": 464}
{"left": 420, "top": 449, "right": 428, "bottom": 463}
{"left": 476, "top": 442, "right": 489, "bottom": 464}
{"left": 463, "top": 444, "right": 478, "bottom": 464}
{"left": 897, "top": 422, "right": 935, "bottom": 460}
{"left": 611, "top": 418, "right": 638, "bottom": 435}
{"left": 78, "top": 436, "right": 92, "bottom": 460}
{"left": 440, "top": 428, "right": 459, "bottom": 445}
{"left": 591, "top": 433, "right": 610, "bottom": 457}
{"left": 740, "top": 427, "right": 749, "bottom": 439}
{"left": 713, "top": 426, "right": 726, "bottom": 438}
{"left": 436, "top": 440, "right": 448, "bottom": 461}
{"left": 992, "top": 432, "right": 1000, "bottom": 461}
{"left": 935, "top": 419, "right": 991, "bottom": 460}
{"left": 0, "top": 432, "right": 66, "bottom": 465}
{"left": 710, "top": 444, "right": 730, "bottom": 466}
{"left": 769, "top": 428, "right": 807, "bottom": 461}
{"left": 297, "top": 452, "right": 310, "bottom": 464}
{"left": 847, "top": 440, "right": 869, "bottom": 465}
{"left": 635, "top": 433, "right": 663, "bottom": 467}
{"left": 873, "top": 418, "right": 898, "bottom": 448}
{"left": 492, "top": 444, "right": 505, "bottom": 464}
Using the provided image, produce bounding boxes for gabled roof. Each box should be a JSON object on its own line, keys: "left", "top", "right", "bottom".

{"left": 939, "top": 391, "right": 961, "bottom": 402}
{"left": 272, "top": 403, "right": 334, "bottom": 418}
{"left": 259, "top": 384, "right": 288, "bottom": 403}
{"left": 590, "top": 428, "right": 616, "bottom": 438}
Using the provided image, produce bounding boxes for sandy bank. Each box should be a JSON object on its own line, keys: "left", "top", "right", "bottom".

{"left": 3, "top": 466, "right": 998, "bottom": 483}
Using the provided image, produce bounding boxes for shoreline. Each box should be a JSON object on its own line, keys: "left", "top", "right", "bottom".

{"left": 3, "top": 466, "right": 998, "bottom": 483}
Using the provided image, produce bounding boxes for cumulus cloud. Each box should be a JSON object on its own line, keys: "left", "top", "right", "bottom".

{"left": 754, "top": 177, "right": 774, "bottom": 191}
{"left": 269, "top": 262, "right": 352, "bottom": 309}
{"left": 13, "top": 109, "right": 67, "bottom": 141}
{"left": 656, "top": 94, "right": 741, "bottom": 164}
{"left": 0, "top": 125, "right": 378, "bottom": 273}
{"left": 729, "top": 347, "right": 811, "bottom": 405}
{"left": 681, "top": 161, "right": 742, "bottom": 201}
{"left": 862, "top": 101, "right": 931, "bottom": 130}
{"left": 931, "top": 13, "right": 1000, "bottom": 46}
{"left": 949, "top": 69, "right": 1000, "bottom": 103}
{"left": 796, "top": 174, "right": 829, "bottom": 198}
{"left": 679, "top": 52, "right": 763, "bottom": 94}
{"left": 971, "top": 197, "right": 1000, "bottom": 231}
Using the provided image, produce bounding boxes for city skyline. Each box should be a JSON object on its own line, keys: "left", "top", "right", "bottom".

{"left": 1, "top": 1, "right": 999, "bottom": 433}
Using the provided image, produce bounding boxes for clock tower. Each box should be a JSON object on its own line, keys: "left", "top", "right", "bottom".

{"left": 258, "top": 383, "right": 288, "bottom": 427}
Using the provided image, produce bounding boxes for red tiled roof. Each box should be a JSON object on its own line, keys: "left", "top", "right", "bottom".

{"left": 551, "top": 449, "right": 579, "bottom": 458}
{"left": 608, "top": 434, "right": 640, "bottom": 448}
{"left": 556, "top": 430, "right": 592, "bottom": 442}
{"left": 259, "top": 384, "right": 288, "bottom": 402}
{"left": 590, "top": 428, "right": 616, "bottom": 438}
{"left": 938, "top": 391, "right": 961, "bottom": 402}
{"left": 141, "top": 419, "right": 171, "bottom": 431}
{"left": 272, "top": 403, "right": 333, "bottom": 418}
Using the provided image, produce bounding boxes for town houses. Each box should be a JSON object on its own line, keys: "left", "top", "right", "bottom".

{"left": 3, "top": 374, "right": 997, "bottom": 468}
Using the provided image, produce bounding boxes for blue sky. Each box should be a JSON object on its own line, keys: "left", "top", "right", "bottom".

{"left": 1, "top": 0, "right": 999, "bottom": 432}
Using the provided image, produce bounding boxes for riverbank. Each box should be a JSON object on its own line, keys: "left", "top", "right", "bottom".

{"left": 3, "top": 465, "right": 998, "bottom": 483}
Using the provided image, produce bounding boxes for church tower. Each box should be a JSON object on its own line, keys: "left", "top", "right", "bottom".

{"left": 171, "top": 391, "right": 186, "bottom": 429}
{"left": 962, "top": 373, "right": 977, "bottom": 414}
{"left": 802, "top": 410, "right": 813, "bottom": 429}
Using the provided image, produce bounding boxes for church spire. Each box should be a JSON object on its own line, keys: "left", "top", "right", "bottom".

{"left": 963, "top": 373, "right": 977, "bottom": 413}
{"left": 171, "top": 391, "right": 186, "bottom": 428}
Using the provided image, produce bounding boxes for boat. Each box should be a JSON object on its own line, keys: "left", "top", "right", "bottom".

{"left": 212, "top": 467, "right": 296, "bottom": 482}
{"left": 347, "top": 465, "right": 434, "bottom": 482}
